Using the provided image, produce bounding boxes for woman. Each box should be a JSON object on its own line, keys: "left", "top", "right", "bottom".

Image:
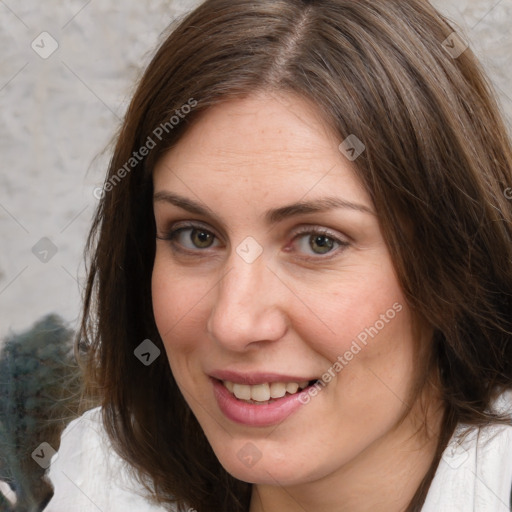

{"left": 44, "top": 0, "right": 512, "bottom": 511}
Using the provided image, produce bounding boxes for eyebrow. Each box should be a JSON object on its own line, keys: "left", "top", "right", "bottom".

{"left": 153, "top": 191, "right": 375, "bottom": 224}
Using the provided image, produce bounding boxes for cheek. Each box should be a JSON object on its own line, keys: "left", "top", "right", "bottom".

{"left": 293, "top": 263, "right": 416, "bottom": 416}
{"left": 151, "top": 261, "right": 211, "bottom": 402}
{"left": 325, "top": 299, "right": 416, "bottom": 431}
{"left": 293, "top": 259, "right": 409, "bottom": 362}
{"left": 151, "top": 256, "right": 205, "bottom": 354}
{"left": 314, "top": 303, "right": 414, "bottom": 405}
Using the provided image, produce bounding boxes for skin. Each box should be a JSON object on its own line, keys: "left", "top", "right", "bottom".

{"left": 151, "top": 91, "right": 444, "bottom": 512}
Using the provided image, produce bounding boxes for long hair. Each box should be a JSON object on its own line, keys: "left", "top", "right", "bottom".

{"left": 79, "top": 1, "right": 512, "bottom": 510}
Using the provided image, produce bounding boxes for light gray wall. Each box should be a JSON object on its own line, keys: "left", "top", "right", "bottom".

{"left": 1, "top": 0, "right": 511, "bottom": 341}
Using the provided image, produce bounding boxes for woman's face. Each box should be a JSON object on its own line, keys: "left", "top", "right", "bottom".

{"left": 152, "top": 92, "right": 424, "bottom": 487}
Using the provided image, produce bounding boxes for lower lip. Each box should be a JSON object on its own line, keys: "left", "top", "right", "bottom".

{"left": 211, "top": 379, "right": 312, "bottom": 427}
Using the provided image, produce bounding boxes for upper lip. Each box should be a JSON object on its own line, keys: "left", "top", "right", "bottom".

{"left": 209, "top": 369, "right": 318, "bottom": 385}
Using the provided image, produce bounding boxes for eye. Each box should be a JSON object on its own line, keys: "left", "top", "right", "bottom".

{"left": 291, "top": 227, "right": 349, "bottom": 257}
{"left": 156, "top": 223, "right": 220, "bottom": 251}
{"left": 157, "top": 222, "right": 349, "bottom": 259}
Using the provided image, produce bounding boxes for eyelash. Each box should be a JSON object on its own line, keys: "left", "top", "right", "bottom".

{"left": 156, "top": 221, "right": 350, "bottom": 260}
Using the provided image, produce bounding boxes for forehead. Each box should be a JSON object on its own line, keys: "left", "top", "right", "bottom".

{"left": 152, "top": 92, "right": 370, "bottom": 209}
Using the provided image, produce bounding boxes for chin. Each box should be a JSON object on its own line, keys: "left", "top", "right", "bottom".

{"left": 211, "top": 439, "right": 324, "bottom": 487}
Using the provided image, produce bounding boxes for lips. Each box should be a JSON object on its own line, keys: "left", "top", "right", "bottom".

{"left": 209, "top": 370, "right": 321, "bottom": 426}
{"left": 209, "top": 369, "right": 319, "bottom": 386}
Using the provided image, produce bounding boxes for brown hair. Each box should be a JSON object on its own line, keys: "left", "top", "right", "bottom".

{"left": 79, "top": 1, "right": 512, "bottom": 511}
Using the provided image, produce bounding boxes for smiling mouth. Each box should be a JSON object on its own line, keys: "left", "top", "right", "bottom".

{"left": 220, "top": 379, "right": 319, "bottom": 404}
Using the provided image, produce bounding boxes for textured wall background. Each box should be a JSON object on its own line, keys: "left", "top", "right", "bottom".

{"left": 1, "top": 0, "right": 511, "bottom": 342}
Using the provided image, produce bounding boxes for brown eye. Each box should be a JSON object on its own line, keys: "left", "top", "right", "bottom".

{"left": 309, "top": 235, "right": 335, "bottom": 254}
{"left": 190, "top": 228, "right": 215, "bottom": 248}
{"left": 157, "top": 225, "right": 220, "bottom": 251}
{"left": 291, "top": 228, "right": 349, "bottom": 258}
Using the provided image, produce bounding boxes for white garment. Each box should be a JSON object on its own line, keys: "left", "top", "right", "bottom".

{"left": 422, "top": 389, "right": 512, "bottom": 512}
{"left": 43, "top": 407, "right": 172, "bottom": 512}
{"left": 44, "top": 391, "right": 512, "bottom": 512}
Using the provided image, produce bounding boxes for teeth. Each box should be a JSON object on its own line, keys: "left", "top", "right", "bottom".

{"left": 270, "top": 382, "right": 287, "bottom": 399}
{"left": 232, "top": 383, "right": 251, "bottom": 400}
{"left": 286, "top": 382, "right": 299, "bottom": 394}
{"left": 251, "top": 383, "right": 270, "bottom": 402}
{"left": 224, "top": 380, "right": 312, "bottom": 403}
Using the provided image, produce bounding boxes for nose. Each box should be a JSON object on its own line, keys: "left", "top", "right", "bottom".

{"left": 206, "top": 254, "right": 289, "bottom": 352}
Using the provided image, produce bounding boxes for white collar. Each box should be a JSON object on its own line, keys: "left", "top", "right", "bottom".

{"left": 422, "top": 389, "right": 512, "bottom": 511}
